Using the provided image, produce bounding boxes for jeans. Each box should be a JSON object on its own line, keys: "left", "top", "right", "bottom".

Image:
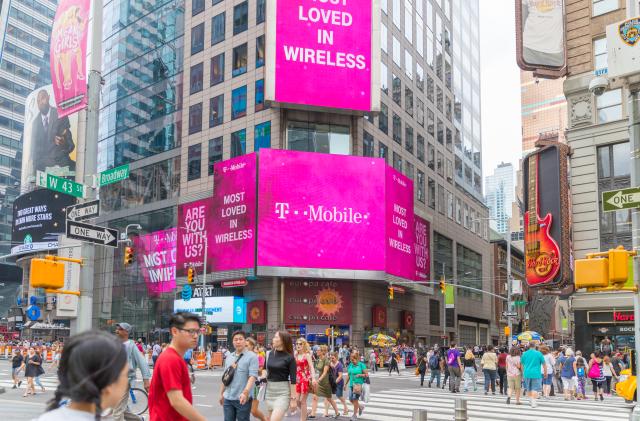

{"left": 463, "top": 367, "right": 476, "bottom": 391}
{"left": 369, "top": 360, "right": 377, "bottom": 372}
{"left": 483, "top": 369, "right": 497, "bottom": 393}
{"left": 448, "top": 366, "right": 461, "bottom": 392}
{"left": 34, "top": 376, "right": 44, "bottom": 389}
{"left": 419, "top": 371, "right": 426, "bottom": 386}
{"left": 389, "top": 362, "right": 399, "bottom": 374}
{"left": 443, "top": 367, "right": 450, "bottom": 387}
{"left": 223, "top": 398, "right": 252, "bottom": 421}
{"left": 428, "top": 369, "right": 441, "bottom": 387}
{"left": 498, "top": 367, "right": 507, "bottom": 394}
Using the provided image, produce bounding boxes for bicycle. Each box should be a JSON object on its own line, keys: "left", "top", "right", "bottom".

{"left": 128, "top": 386, "right": 149, "bottom": 415}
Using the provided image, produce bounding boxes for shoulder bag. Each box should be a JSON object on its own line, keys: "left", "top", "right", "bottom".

{"left": 222, "top": 353, "right": 244, "bottom": 386}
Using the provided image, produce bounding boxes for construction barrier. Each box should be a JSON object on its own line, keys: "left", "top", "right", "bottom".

{"left": 46, "top": 350, "right": 53, "bottom": 363}
{"left": 196, "top": 352, "right": 206, "bottom": 370}
{"left": 212, "top": 352, "right": 223, "bottom": 368}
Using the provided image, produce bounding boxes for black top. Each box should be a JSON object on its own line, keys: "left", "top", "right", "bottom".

{"left": 11, "top": 355, "right": 23, "bottom": 369}
{"left": 267, "top": 350, "right": 297, "bottom": 384}
{"left": 463, "top": 357, "right": 476, "bottom": 368}
{"left": 25, "top": 354, "right": 43, "bottom": 378}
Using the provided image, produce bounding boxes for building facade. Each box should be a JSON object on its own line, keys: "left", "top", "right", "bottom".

{"left": 84, "top": 0, "right": 495, "bottom": 348}
{"left": 485, "top": 162, "right": 514, "bottom": 234}
{"left": 563, "top": 0, "right": 633, "bottom": 353}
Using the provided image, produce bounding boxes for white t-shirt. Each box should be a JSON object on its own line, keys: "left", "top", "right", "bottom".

{"left": 34, "top": 407, "right": 101, "bottom": 421}
{"left": 542, "top": 353, "right": 555, "bottom": 375}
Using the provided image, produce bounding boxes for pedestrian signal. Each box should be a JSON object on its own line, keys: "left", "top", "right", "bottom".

{"left": 123, "top": 246, "right": 134, "bottom": 265}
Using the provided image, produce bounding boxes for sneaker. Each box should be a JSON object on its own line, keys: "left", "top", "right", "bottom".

{"left": 358, "top": 406, "right": 364, "bottom": 416}
{"left": 12, "top": 385, "right": 16, "bottom": 389}
{"left": 484, "top": 392, "right": 488, "bottom": 396}
{"left": 506, "top": 397, "right": 511, "bottom": 404}
{"left": 531, "top": 400, "right": 538, "bottom": 408}
{"left": 18, "top": 381, "right": 22, "bottom": 387}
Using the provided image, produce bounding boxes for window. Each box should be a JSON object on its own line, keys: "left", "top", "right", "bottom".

{"left": 456, "top": 198, "right": 462, "bottom": 224}
{"left": 429, "top": 299, "right": 440, "bottom": 326}
{"left": 192, "top": 0, "right": 204, "bottom": 16}
{"left": 256, "top": 0, "right": 266, "bottom": 24}
{"left": 392, "top": 0, "right": 401, "bottom": 27}
{"left": 416, "top": 17, "right": 424, "bottom": 57}
{"left": 232, "top": 43, "right": 248, "bottom": 76}
{"left": 211, "top": 13, "right": 225, "bottom": 46}
{"left": 191, "top": 23, "right": 204, "bottom": 55}
{"left": 393, "top": 152, "right": 402, "bottom": 172}
{"left": 417, "top": 135, "right": 425, "bottom": 162}
{"left": 255, "top": 121, "right": 271, "bottom": 151}
{"left": 446, "top": 190, "right": 453, "bottom": 219}
{"left": 255, "top": 79, "right": 266, "bottom": 112}
{"left": 231, "top": 129, "right": 246, "bottom": 157}
{"left": 231, "top": 86, "right": 247, "bottom": 119}
{"left": 437, "top": 151, "right": 443, "bottom": 176}
{"left": 428, "top": 177, "right": 435, "bottom": 209}
{"left": 209, "top": 94, "right": 224, "bottom": 127}
{"left": 437, "top": 183, "right": 445, "bottom": 214}
{"left": 417, "top": 170, "right": 425, "bottom": 203}
{"left": 233, "top": 2, "right": 248, "bottom": 34}
{"left": 189, "top": 103, "right": 202, "bottom": 134}
{"left": 405, "top": 50, "right": 413, "bottom": 79}
{"left": 427, "top": 143, "right": 435, "bottom": 170}
{"left": 393, "top": 36, "right": 401, "bottom": 65}
{"left": 594, "top": 37, "right": 607, "bottom": 72}
{"left": 381, "top": 22, "right": 388, "bottom": 54}
{"left": 256, "top": 35, "right": 265, "bottom": 68}
{"left": 437, "top": 119, "right": 443, "bottom": 144}
{"left": 405, "top": 161, "right": 414, "bottom": 179}
{"left": 379, "top": 103, "right": 389, "bottom": 134}
{"left": 593, "top": 0, "right": 618, "bottom": 16}
{"left": 392, "top": 73, "right": 401, "bottom": 105}
{"left": 381, "top": 0, "right": 387, "bottom": 14}
{"left": 597, "top": 88, "right": 622, "bottom": 123}
{"left": 456, "top": 244, "right": 482, "bottom": 300}
{"left": 213, "top": 0, "right": 222, "bottom": 5}
{"left": 427, "top": 75, "right": 434, "bottom": 103}
{"left": 381, "top": 62, "right": 389, "bottom": 94}
{"left": 416, "top": 63, "right": 424, "bottom": 92}
{"left": 405, "top": 87, "right": 413, "bottom": 116}
{"left": 208, "top": 137, "right": 223, "bottom": 175}
{"left": 190, "top": 62, "right": 203, "bottom": 94}
{"left": 288, "top": 122, "right": 350, "bottom": 155}
{"left": 404, "top": 1, "right": 413, "bottom": 42}
{"left": 188, "top": 144, "right": 202, "bottom": 181}
{"left": 364, "top": 131, "right": 374, "bottom": 157}
{"left": 392, "top": 113, "right": 402, "bottom": 144}
{"left": 405, "top": 125, "right": 413, "bottom": 153}
{"left": 379, "top": 142, "right": 389, "bottom": 163}
{"left": 427, "top": 110, "right": 434, "bottom": 136}
{"left": 210, "top": 53, "right": 225, "bottom": 86}
{"left": 446, "top": 128, "right": 452, "bottom": 150}
{"left": 436, "top": 86, "right": 443, "bottom": 111}
{"left": 598, "top": 142, "right": 632, "bottom": 250}
{"left": 416, "top": 98, "right": 424, "bottom": 126}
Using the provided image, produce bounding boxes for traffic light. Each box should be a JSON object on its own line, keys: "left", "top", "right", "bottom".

{"left": 574, "top": 246, "right": 637, "bottom": 290}
{"left": 439, "top": 279, "right": 446, "bottom": 294}
{"left": 123, "top": 246, "right": 134, "bottom": 265}
{"left": 30, "top": 258, "right": 65, "bottom": 289}
{"left": 388, "top": 286, "right": 394, "bottom": 300}
{"left": 504, "top": 326, "right": 511, "bottom": 337}
{"left": 187, "top": 267, "right": 195, "bottom": 284}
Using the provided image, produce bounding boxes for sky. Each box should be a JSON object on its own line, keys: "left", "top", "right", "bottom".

{"left": 479, "top": 0, "right": 523, "bottom": 187}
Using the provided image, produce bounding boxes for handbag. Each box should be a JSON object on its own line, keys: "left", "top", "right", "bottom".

{"left": 353, "top": 383, "right": 363, "bottom": 394}
{"left": 588, "top": 361, "right": 600, "bottom": 379}
{"left": 222, "top": 353, "right": 244, "bottom": 386}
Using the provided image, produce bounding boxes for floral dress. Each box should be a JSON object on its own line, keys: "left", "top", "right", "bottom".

{"left": 296, "top": 354, "right": 311, "bottom": 394}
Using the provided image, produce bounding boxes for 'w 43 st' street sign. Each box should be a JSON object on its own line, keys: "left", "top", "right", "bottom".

{"left": 602, "top": 187, "right": 640, "bottom": 212}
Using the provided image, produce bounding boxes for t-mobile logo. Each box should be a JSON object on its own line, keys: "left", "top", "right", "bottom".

{"left": 275, "top": 202, "right": 290, "bottom": 219}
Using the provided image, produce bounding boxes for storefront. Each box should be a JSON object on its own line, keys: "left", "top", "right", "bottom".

{"left": 574, "top": 309, "right": 635, "bottom": 353}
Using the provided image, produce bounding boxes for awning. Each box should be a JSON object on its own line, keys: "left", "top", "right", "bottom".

{"left": 570, "top": 291, "right": 634, "bottom": 310}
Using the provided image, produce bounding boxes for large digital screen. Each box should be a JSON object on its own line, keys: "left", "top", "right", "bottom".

{"left": 266, "top": 0, "right": 378, "bottom": 111}
{"left": 176, "top": 197, "right": 213, "bottom": 277}
{"left": 385, "top": 167, "right": 415, "bottom": 280}
{"left": 173, "top": 296, "right": 246, "bottom": 323}
{"left": 133, "top": 228, "right": 177, "bottom": 295}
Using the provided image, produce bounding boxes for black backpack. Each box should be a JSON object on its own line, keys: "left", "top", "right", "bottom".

{"left": 429, "top": 354, "right": 440, "bottom": 370}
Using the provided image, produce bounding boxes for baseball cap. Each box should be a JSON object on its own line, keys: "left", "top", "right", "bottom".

{"left": 115, "top": 322, "right": 132, "bottom": 332}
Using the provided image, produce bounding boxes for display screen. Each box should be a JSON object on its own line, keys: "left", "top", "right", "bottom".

{"left": 173, "top": 296, "right": 246, "bottom": 323}
{"left": 385, "top": 167, "right": 415, "bottom": 279}
{"left": 133, "top": 228, "right": 177, "bottom": 295}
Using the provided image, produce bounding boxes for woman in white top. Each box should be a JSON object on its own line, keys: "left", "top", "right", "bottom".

{"left": 602, "top": 355, "right": 618, "bottom": 396}
{"left": 540, "top": 345, "right": 555, "bottom": 399}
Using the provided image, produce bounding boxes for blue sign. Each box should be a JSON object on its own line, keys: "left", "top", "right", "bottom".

{"left": 26, "top": 305, "right": 41, "bottom": 321}
{"left": 182, "top": 284, "right": 193, "bottom": 301}
{"left": 233, "top": 298, "right": 246, "bottom": 323}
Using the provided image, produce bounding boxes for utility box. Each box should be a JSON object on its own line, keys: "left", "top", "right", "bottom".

{"left": 574, "top": 258, "right": 609, "bottom": 289}
{"left": 30, "top": 258, "right": 65, "bottom": 290}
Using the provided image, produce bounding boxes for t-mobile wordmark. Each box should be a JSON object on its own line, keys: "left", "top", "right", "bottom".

{"left": 275, "top": 202, "right": 369, "bottom": 223}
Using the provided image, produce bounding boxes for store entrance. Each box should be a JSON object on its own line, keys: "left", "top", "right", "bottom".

{"left": 286, "top": 324, "right": 351, "bottom": 349}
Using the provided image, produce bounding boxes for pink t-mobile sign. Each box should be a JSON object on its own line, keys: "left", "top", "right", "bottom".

{"left": 385, "top": 167, "right": 415, "bottom": 280}
{"left": 176, "top": 197, "right": 213, "bottom": 276}
{"left": 268, "top": 0, "right": 373, "bottom": 111}
{"left": 133, "top": 228, "right": 177, "bottom": 295}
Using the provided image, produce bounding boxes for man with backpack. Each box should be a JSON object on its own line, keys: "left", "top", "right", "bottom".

{"left": 427, "top": 350, "right": 442, "bottom": 388}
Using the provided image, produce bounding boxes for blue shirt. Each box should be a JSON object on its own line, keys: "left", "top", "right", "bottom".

{"left": 559, "top": 356, "right": 575, "bottom": 378}
{"left": 184, "top": 348, "right": 193, "bottom": 361}
{"left": 223, "top": 350, "right": 259, "bottom": 400}
{"left": 521, "top": 349, "right": 545, "bottom": 379}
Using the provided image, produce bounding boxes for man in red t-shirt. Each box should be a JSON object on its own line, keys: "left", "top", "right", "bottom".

{"left": 149, "top": 312, "right": 206, "bottom": 421}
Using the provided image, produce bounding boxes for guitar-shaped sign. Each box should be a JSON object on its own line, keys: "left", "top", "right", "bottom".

{"left": 524, "top": 153, "right": 561, "bottom": 286}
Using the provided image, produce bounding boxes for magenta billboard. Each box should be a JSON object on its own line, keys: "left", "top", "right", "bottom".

{"left": 176, "top": 197, "right": 213, "bottom": 276}
{"left": 265, "top": 0, "right": 378, "bottom": 111}
{"left": 257, "top": 149, "right": 385, "bottom": 270}
{"left": 414, "top": 215, "right": 430, "bottom": 282}
{"left": 133, "top": 228, "right": 177, "bottom": 295}
{"left": 385, "top": 167, "right": 415, "bottom": 280}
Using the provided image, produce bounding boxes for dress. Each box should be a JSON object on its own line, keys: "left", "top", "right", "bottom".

{"left": 296, "top": 355, "right": 311, "bottom": 394}
{"left": 25, "top": 354, "right": 43, "bottom": 378}
{"left": 315, "top": 358, "right": 332, "bottom": 398}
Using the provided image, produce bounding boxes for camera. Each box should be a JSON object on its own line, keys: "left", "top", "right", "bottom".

{"left": 589, "top": 76, "right": 609, "bottom": 96}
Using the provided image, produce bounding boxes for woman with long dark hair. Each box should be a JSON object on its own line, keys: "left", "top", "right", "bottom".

{"left": 35, "top": 331, "right": 129, "bottom": 420}
{"left": 23, "top": 347, "right": 42, "bottom": 397}
{"left": 265, "top": 330, "right": 298, "bottom": 421}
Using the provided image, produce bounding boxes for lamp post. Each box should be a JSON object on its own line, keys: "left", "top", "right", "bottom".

{"left": 179, "top": 226, "right": 208, "bottom": 348}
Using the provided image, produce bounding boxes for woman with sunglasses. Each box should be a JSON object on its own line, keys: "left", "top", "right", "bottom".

{"left": 343, "top": 351, "right": 368, "bottom": 420}
{"left": 295, "top": 338, "right": 316, "bottom": 420}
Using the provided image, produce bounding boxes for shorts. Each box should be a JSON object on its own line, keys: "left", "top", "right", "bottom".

{"left": 11, "top": 367, "right": 20, "bottom": 377}
{"left": 335, "top": 384, "right": 344, "bottom": 398}
{"left": 265, "top": 381, "right": 290, "bottom": 412}
{"left": 592, "top": 379, "right": 604, "bottom": 390}
{"left": 349, "top": 385, "right": 362, "bottom": 401}
{"left": 523, "top": 377, "right": 542, "bottom": 393}
{"left": 561, "top": 377, "right": 576, "bottom": 390}
{"left": 543, "top": 374, "right": 553, "bottom": 386}
{"left": 507, "top": 375, "right": 522, "bottom": 392}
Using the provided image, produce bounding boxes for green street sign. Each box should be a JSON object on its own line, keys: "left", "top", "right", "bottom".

{"left": 99, "top": 164, "right": 130, "bottom": 187}
{"left": 36, "top": 171, "right": 86, "bottom": 199}
{"left": 602, "top": 187, "right": 640, "bottom": 212}
{"left": 513, "top": 300, "right": 527, "bottom": 307}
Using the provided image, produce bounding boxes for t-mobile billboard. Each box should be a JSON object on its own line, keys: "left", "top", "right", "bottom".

{"left": 385, "top": 167, "right": 415, "bottom": 280}
{"left": 176, "top": 197, "right": 213, "bottom": 276}
{"left": 265, "top": 0, "right": 379, "bottom": 111}
{"left": 133, "top": 228, "right": 177, "bottom": 295}
{"left": 414, "top": 215, "right": 430, "bottom": 281}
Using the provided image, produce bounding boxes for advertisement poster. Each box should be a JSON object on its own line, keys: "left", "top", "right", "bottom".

{"left": 176, "top": 197, "right": 214, "bottom": 276}
{"left": 258, "top": 149, "right": 385, "bottom": 270}
{"left": 50, "top": 0, "right": 90, "bottom": 117}
{"left": 266, "top": 0, "right": 375, "bottom": 111}
{"left": 283, "top": 280, "right": 352, "bottom": 325}
{"left": 173, "top": 296, "right": 246, "bottom": 324}
{"left": 413, "top": 215, "right": 430, "bottom": 281}
{"left": 385, "top": 167, "right": 415, "bottom": 280}
{"left": 11, "top": 189, "right": 75, "bottom": 255}
{"left": 133, "top": 228, "right": 177, "bottom": 295}
{"left": 211, "top": 153, "right": 257, "bottom": 272}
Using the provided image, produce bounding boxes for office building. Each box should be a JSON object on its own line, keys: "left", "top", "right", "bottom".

{"left": 485, "top": 162, "right": 514, "bottom": 234}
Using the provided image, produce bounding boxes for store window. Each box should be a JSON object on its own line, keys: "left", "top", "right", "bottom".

{"left": 188, "top": 103, "right": 202, "bottom": 134}
{"left": 255, "top": 121, "right": 271, "bottom": 151}
{"left": 231, "top": 86, "right": 247, "bottom": 119}
{"left": 379, "top": 142, "right": 389, "bottom": 163}
{"left": 393, "top": 152, "right": 402, "bottom": 172}
{"left": 209, "top": 94, "right": 224, "bottom": 127}
{"left": 458, "top": 325, "right": 476, "bottom": 348}
{"left": 393, "top": 113, "right": 402, "bottom": 144}
{"left": 231, "top": 129, "right": 246, "bottom": 157}
{"left": 256, "top": 35, "right": 265, "bottom": 68}
{"left": 210, "top": 53, "right": 225, "bottom": 86}
{"left": 191, "top": 23, "right": 204, "bottom": 55}
{"left": 363, "top": 131, "right": 374, "bottom": 157}
{"left": 593, "top": 0, "right": 618, "bottom": 16}
{"left": 211, "top": 13, "right": 225, "bottom": 46}
{"left": 208, "top": 137, "right": 223, "bottom": 175}
{"left": 232, "top": 43, "right": 248, "bottom": 77}
{"left": 405, "top": 125, "right": 413, "bottom": 153}
{"left": 255, "top": 79, "right": 266, "bottom": 112}
{"left": 417, "top": 170, "right": 425, "bottom": 203}
{"left": 379, "top": 102, "right": 389, "bottom": 134}
{"left": 596, "top": 88, "right": 622, "bottom": 123}
{"left": 190, "top": 62, "right": 203, "bottom": 94}
{"left": 188, "top": 144, "right": 201, "bottom": 181}
{"left": 256, "top": 0, "right": 266, "bottom": 24}
{"left": 598, "top": 142, "right": 632, "bottom": 251}
{"left": 287, "top": 122, "right": 350, "bottom": 155}
{"left": 233, "top": 2, "right": 248, "bottom": 35}
{"left": 192, "top": 0, "right": 204, "bottom": 16}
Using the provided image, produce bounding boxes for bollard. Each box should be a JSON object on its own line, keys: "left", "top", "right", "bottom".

{"left": 454, "top": 397, "right": 468, "bottom": 421}
{"left": 411, "top": 409, "right": 428, "bottom": 421}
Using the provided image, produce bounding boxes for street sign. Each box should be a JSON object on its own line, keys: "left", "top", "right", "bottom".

{"left": 99, "top": 164, "right": 130, "bottom": 187}
{"left": 220, "top": 279, "right": 248, "bottom": 288}
{"left": 602, "top": 187, "right": 640, "bottom": 212}
{"left": 66, "top": 200, "right": 100, "bottom": 221}
{"left": 36, "top": 171, "right": 86, "bottom": 199}
{"left": 513, "top": 300, "right": 527, "bottom": 307}
{"left": 66, "top": 221, "right": 118, "bottom": 248}
{"left": 503, "top": 311, "right": 518, "bottom": 318}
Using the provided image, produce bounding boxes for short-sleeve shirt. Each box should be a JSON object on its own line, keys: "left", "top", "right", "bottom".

{"left": 335, "top": 361, "right": 345, "bottom": 387}
{"left": 521, "top": 349, "right": 545, "bottom": 379}
{"left": 149, "top": 347, "right": 192, "bottom": 421}
{"left": 12, "top": 354, "right": 23, "bottom": 368}
{"left": 223, "top": 350, "right": 259, "bottom": 400}
{"left": 447, "top": 348, "right": 460, "bottom": 367}
{"left": 506, "top": 355, "right": 521, "bottom": 377}
{"left": 347, "top": 362, "right": 367, "bottom": 386}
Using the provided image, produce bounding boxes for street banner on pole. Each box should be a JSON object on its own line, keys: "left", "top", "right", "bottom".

{"left": 445, "top": 284, "right": 454, "bottom": 309}
{"left": 50, "top": 0, "right": 91, "bottom": 118}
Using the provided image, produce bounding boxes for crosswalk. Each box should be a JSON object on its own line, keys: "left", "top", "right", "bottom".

{"left": 0, "top": 373, "right": 59, "bottom": 391}
{"left": 368, "top": 368, "right": 484, "bottom": 386}
{"left": 315, "top": 387, "right": 633, "bottom": 420}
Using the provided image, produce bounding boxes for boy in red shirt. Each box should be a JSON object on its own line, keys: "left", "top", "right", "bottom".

{"left": 149, "top": 312, "right": 206, "bottom": 421}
